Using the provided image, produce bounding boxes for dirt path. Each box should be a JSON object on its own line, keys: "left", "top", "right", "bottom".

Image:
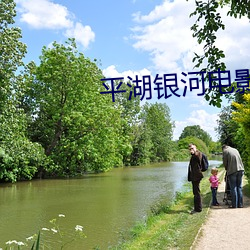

{"left": 192, "top": 173, "right": 250, "bottom": 250}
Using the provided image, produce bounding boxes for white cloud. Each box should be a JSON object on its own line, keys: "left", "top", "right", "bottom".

{"left": 102, "top": 65, "right": 152, "bottom": 105}
{"left": 132, "top": 1, "right": 174, "bottom": 23}
{"left": 102, "top": 65, "right": 151, "bottom": 79}
{"left": 131, "top": 0, "right": 250, "bottom": 75}
{"left": 173, "top": 110, "right": 219, "bottom": 141}
{"left": 16, "top": 0, "right": 73, "bottom": 29}
{"left": 65, "top": 22, "right": 95, "bottom": 48}
{"left": 16, "top": 0, "right": 95, "bottom": 48}
{"left": 103, "top": 65, "right": 123, "bottom": 78}
{"left": 214, "top": 6, "right": 250, "bottom": 71}
{"left": 173, "top": 120, "right": 187, "bottom": 141}
{"left": 131, "top": 0, "right": 197, "bottom": 74}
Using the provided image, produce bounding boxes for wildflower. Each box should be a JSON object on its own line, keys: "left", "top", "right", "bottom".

{"left": 58, "top": 214, "right": 65, "bottom": 217}
{"left": 75, "top": 225, "right": 83, "bottom": 232}
{"left": 51, "top": 228, "right": 58, "bottom": 233}
{"left": 42, "top": 228, "right": 50, "bottom": 231}
{"left": 26, "top": 236, "right": 34, "bottom": 241}
{"left": 17, "top": 241, "right": 25, "bottom": 246}
{"left": 6, "top": 240, "right": 17, "bottom": 245}
{"left": 5, "top": 240, "right": 25, "bottom": 246}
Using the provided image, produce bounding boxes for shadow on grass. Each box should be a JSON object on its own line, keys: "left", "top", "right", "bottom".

{"left": 149, "top": 190, "right": 213, "bottom": 216}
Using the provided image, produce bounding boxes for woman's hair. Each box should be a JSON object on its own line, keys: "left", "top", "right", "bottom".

{"left": 211, "top": 167, "right": 218, "bottom": 174}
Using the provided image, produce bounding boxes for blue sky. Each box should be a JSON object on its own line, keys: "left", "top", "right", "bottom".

{"left": 14, "top": 0, "right": 250, "bottom": 141}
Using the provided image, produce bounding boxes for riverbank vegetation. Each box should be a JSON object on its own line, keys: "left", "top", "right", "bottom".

{"left": 111, "top": 170, "right": 250, "bottom": 250}
{"left": 0, "top": 1, "right": 249, "bottom": 184}
{"left": 111, "top": 168, "right": 225, "bottom": 249}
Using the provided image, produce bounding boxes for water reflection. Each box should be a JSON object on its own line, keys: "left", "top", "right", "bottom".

{"left": 0, "top": 160, "right": 221, "bottom": 249}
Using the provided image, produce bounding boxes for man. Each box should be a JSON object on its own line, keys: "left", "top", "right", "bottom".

{"left": 188, "top": 143, "right": 204, "bottom": 214}
{"left": 222, "top": 144, "right": 244, "bottom": 208}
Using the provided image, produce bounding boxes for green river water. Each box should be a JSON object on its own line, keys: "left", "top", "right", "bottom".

{"left": 0, "top": 159, "right": 221, "bottom": 249}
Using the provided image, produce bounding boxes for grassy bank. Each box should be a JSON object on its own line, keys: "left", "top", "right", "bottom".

{"left": 111, "top": 169, "right": 225, "bottom": 250}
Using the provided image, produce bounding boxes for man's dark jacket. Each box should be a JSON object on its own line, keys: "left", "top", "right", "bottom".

{"left": 188, "top": 150, "right": 204, "bottom": 182}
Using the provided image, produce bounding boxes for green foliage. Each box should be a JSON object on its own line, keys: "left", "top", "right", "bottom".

{"left": 216, "top": 91, "right": 250, "bottom": 180}
{"left": 0, "top": 0, "right": 27, "bottom": 105}
{"left": 216, "top": 106, "right": 240, "bottom": 147}
{"left": 172, "top": 148, "right": 190, "bottom": 161}
{"left": 0, "top": 0, "right": 49, "bottom": 182}
{"left": 31, "top": 231, "right": 40, "bottom": 250}
{"left": 0, "top": 108, "right": 50, "bottom": 182}
{"left": 178, "top": 136, "right": 209, "bottom": 156}
{"left": 137, "top": 102, "right": 174, "bottom": 163}
{"left": 113, "top": 80, "right": 141, "bottom": 166}
{"left": 128, "top": 123, "right": 153, "bottom": 166}
{"left": 221, "top": 0, "right": 250, "bottom": 18}
{"left": 209, "top": 141, "right": 222, "bottom": 154}
{"left": 188, "top": 0, "right": 249, "bottom": 107}
{"left": 169, "top": 141, "right": 189, "bottom": 161}
{"left": 232, "top": 94, "right": 250, "bottom": 177}
{"left": 179, "top": 125, "right": 212, "bottom": 146}
{"left": 24, "top": 39, "right": 127, "bottom": 175}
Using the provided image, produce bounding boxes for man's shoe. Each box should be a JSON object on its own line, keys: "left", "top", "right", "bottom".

{"left": 212, "top": 203, "right": 220, "bottom": 206}
{"left": 228, "top": 205, "right": 236, "bottom": 208}
{"left": 190, "top": 209, "right": 201, "bottom": 214}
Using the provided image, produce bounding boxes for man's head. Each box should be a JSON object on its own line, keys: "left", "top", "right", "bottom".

{"left": 188, "top": 143, "right": 197, "bottom": 155}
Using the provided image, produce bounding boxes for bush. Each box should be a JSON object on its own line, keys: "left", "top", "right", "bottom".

{"left": 0, "top": 139, "right": 49, "bottom": 183}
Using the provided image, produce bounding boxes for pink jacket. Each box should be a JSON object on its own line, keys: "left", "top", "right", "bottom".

{"left": 209, "top": 175, "right": 219, "bottom": 188}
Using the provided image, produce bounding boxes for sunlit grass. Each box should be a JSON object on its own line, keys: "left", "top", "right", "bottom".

{"left": 111, "top": 172, "right": 223, "bottom": 250}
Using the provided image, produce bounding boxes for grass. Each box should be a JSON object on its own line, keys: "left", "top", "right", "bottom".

{"left": 111, "top": 169, "right": 226, "bottom": 250}
{"left": 243, "top": 177, "right": 250, "bottom": 197}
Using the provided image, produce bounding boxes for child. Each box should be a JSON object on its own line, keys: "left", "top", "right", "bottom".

{"left": 209, "top": 168, "right": 220, "bottom": 206}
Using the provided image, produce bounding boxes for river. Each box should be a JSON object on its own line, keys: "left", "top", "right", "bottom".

{"left": 0, "top": 159, "right": 222, "bottom": 249}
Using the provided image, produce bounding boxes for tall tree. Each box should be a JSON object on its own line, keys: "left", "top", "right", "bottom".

{"left": 129, "top": 122, "right": 153, "bottom": 165}
{"left": 216, "top": 106, "right": 239, "bottom": 146}
{"left": 0, "top": 0, "right": 26, "bottom": 107}
{"left": 232, "top": 93, "right": 250, "bottom": 176}
{"left": 0, "top": 0, "right": 46, "bottom": 182}
{"left": 25, "top": 39, "right": 127, "bottom": 175}
{"left": 114, "top": 81, "right": 141, "bottom": 165}
{"left": 140, "top": 102, "right": 174, "bottom": 162}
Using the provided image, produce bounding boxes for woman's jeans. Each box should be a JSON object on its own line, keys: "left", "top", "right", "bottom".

{"left": 228, "top": 170, "right": 244, "bottom": 208}
{"left": 211, "top": 187, "right": 218, "bottom": 205}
